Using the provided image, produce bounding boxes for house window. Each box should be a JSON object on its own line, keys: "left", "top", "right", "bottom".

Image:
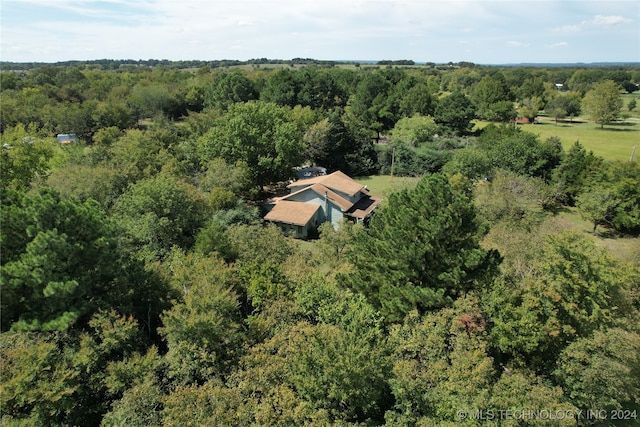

{"left": 297, "top": 225, "right": 303, "bottom": 234}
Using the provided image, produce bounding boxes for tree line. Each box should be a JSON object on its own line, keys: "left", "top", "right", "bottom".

{"left": 1, "top": 62, "right": 639, "bottom": 426}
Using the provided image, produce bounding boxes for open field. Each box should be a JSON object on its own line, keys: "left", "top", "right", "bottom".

{"left": 475, "top": 117, "right": 639, "bottom": 162}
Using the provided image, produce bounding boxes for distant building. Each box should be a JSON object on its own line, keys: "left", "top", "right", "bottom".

{"left": 57, "top": 134, "right": 78, "bottom": 145}
{"left": 264, "top": 171, "right": 381, "bottom": 238}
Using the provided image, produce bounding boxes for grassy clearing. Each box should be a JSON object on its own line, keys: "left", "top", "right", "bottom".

{"left": 355, "top": 175, "right": 421, "bottom": 199}
{"left": 475, "top": 118, "right": 639, "bottom": 162}
{"left": 549, "top": 208, "right": 640, "bottom": 265}
{"left": 526, "top": 117, "right": 638, "bottom": 161}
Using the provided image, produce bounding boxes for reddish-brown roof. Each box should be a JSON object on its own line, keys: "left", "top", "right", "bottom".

{"left": 264, "top": 201, "right": 320, "bottom": 226}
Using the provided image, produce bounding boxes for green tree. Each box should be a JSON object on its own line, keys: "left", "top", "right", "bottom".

{"left": 0, "top": 188, "right": 155, "bottom": 331}
{"left": 197, "top": 101, "right": 304, "bottom": 191}
{"left": 0, "top": 124, "right": 54, "bottom": 193}
{"left": 317, "top": 218, "right": 363, "bottom": 267}
{"left": 576, "top": 186, "right": 617, "bottom": 233}
{"left": 1, "top": 310, "right": 150, "bottom": 426}
{"left": 390, "top": 114, "right": 439, "bottom": 146}
{"left": 485, "top": 232, "right": 630, "bottom": 371}
{"left": 112, "top": 174, "right": 206, "bottom": 260}
{"left": 471, "top": 72, "right": 514, "bottom": 121}
{"left": 340, "top": 173, "right": 500, "bottom": 323}
{"left": 545, "top": 93, "right": 581, "bottom": 124}
{"left": 478, "top": 124, "right": 562, "bottom": 179}
{"left": 348, "top": 72, "right": 398, "bottom": 139}
{"left": 552, "top": 141, "right": 602, "bottom": 204}
{"left": 433, "top": 91, "right": 476, "bottom": 135}
{"left": 159, "top": 251, "right": 244, "bottom": 384}
{"left": 555, "top": 328, "right": 640, "bottom": 411}
{"left": 442, "top": 147, "right": 493, "bottom": 180}
{"left": 205, "top": 72, "right": 258, "bottom": 111}
{"left": 582, "top": 80, "right": 623, "bottom": 129}
{"left": 518, "top": 96, "right": 543, "bottom": 123}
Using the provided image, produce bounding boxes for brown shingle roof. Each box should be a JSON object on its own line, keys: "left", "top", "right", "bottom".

{"left": 264, "top": 201, "right": 320, "bottom": 226}
{"left": 287, "top": 171, "right": 366, "bottom": 197}
{"left": 282, "top": 183, "right": 354, "bottom": 211}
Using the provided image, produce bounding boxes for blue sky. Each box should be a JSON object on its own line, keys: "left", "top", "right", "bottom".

{"left": 1, "top": 0, "right": 638, "bottom": 64}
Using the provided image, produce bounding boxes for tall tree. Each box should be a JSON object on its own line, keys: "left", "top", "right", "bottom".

{"left": 197, "top": 101, "right": 304, "bottom": 191}
{"left": 112, "top": 173, "right": 206, "bottom": 260}
{"left": 1, "top": 188, "right": 163, "bottom": 331}
{"left": 340, "top": 173, "right": 500, "bottom": 323}
{"left": 582, "top": 80, "right": 623, "bottom": 129}
{"left": 205, "top": 72, "right": 258, "bottom": 111}
{"left": 433, "top": 91, "right": 476, "bottom": 135}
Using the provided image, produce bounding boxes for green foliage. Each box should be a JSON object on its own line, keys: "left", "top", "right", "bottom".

{"left": 478, "top": 124, "right": 562, "bottom": 179}
{"left": 1, "top": 310, "right": 148, "bottom": 426}
{"left": 518, "top": 96, "right": 543, "bottom": 123}
{"left": 106, "top": 128, "right": 174, "bottom": 184}
{"left": 378, "top": 141, "right": 451, "bottom": 176}
{"left": 555, "top": 328, "right": 640, "bottom": 410}
{"left": 348, "top": 71, "right": 399, "bottom": 137}
{"left": 199, "top": 157, "right": 252, "bottom": 196}
{"left": 193, "top": 221, "right": 236, "bottom": 261}
{"left": 159, "top": 252, "right": 244, "bottom": 384}
{"left": 205, "top": 72, "right": 258, "bottom": 111}
{"left": 341, "top": 173, "right": 500, "bottom": 323}
{"left": 391, "top": 114, "right": 439, "bottom": 146}
{"left": 576, "top": 160, "right": 640, "bottom": 234}
{"left": 46, "top": 164, "right": 122, "bottom": 209}
{"left": 0, "top": 124, "right": 54, "bottom": 193}
{"left": 441, "top": 147, "right": 493, "bottom": 180}
{"left": 545, "top": 92, "right": 582, "bottom": 123}
{"left": 582, "top": 79, "right": 623, "bottom": 128}
{"left": 112, "top": 173, "right": 206, "bottom": 259}
{"left": 471, "top": 72, "right": 514, "bottom": 121}
{"left": 552, "top": 141, "right": 602, "bottom": 204}
{"left": 197, "top": 101, "right": 304, "bottom": 190}
{"left": 386, "top": 299, "right": 494, "bottom": 423}
{"left": 1, "top": 188, "right": 141, "bottom": 331}
{"left": 485, "top": 232, "right": 630, "bottom": 371}
{"left": 4, "top": 63, "right": 640, "bottom": 426}
{"left": 434, "top": 91, "right": 476, "bottom": 135}
{"left": 317, "top": 219, "right": 364, "bottom": 267}
{"left": 234, "top": 320, "right": 391, "bottom": 423}
{"left": 474, "top": 170, "right": 553, "bottom": 227}
{"left": 101, "top": 376, "right": 163, "bottom": 427}
{"left": 576, "top": 186, "right": 618, "bottom": 234}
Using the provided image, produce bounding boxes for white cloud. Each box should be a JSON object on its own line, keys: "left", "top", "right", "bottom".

{"left": 589, "top": 15, "right": 631, "bottom": 26}
{"left": 507, "top": 41, "right": 530, "bottom": 48}
{"left": 547, "top": 42, "right": 569, "bottom": 49}
{"left": 554, "top": 14, "right": 633, "bottom": 32}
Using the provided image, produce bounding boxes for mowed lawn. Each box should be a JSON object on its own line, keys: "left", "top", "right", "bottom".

{"left": 475, "top": 118, "right": 639, "bottom": 162}
{"left": 519, "top": 117, "right": 638, "bottom": 162}
{"left": 355, "top": 175, "right": 421, "bottom": 199}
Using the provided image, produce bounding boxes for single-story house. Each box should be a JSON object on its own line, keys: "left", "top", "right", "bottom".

{"left": 264, "top": 171, "right": 381, "bottom": 238}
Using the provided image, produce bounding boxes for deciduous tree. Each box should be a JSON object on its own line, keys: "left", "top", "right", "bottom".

{"left": 197, "top": 101, "right": 304, "bottom": 191}
{"left": 582, "top": 79, "right": 623, "bottom": 129}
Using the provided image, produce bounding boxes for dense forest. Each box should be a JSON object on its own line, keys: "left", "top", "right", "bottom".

{"left": 1, "top": 60, "right": 640, "bottom": 426}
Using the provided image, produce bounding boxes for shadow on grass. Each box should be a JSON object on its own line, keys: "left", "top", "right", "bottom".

{"left": 597, "top": 126, "right": 639, "bottom": 132}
